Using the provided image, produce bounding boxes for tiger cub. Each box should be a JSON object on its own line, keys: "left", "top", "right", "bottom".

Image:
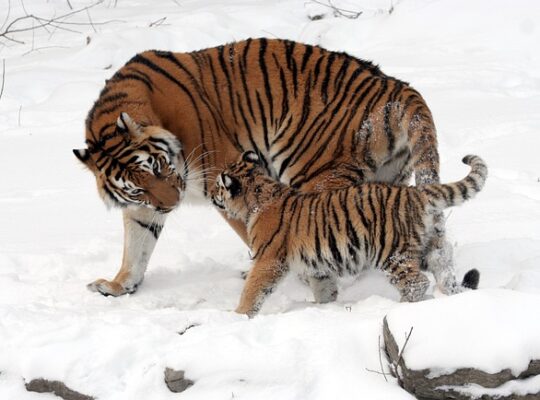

{"left": 211, "top": 151, "right": 487, "bottom": 317}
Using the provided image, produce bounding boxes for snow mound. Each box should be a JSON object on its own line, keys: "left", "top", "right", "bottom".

{"left": 386, "top": 289, "right": 540, "bottom": 376}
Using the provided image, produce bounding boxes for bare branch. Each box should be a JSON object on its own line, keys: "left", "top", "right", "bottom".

{"left": 392, "top": 326, "right": 414, "bottom": 378}
{"left": 0, "top": 0, "right": 12, "bottom": 32}
{"left": 309, "top": 0, "right": 362, "bottom": 19}
{"left": 66, "top": 0, "right": 73, "bottom": 10}
{"left": 0, "top": 1, "right": 117, "bottom": 45}
{"left": 0, "top": 59, "right": 5, "bottom": 101}
{"left": 85, "top": 8, "right": 97, "bottom": 33}
{"left": 378, "top": 335, "right": 389, "bottom": 381}
{"left": 148, "top": 16, "right": 167, "bottom": 28}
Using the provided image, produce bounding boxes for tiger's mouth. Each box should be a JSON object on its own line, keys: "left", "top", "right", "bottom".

{"left": 155, "top": 205, "right": 175, "bottom": 214}
{"left": 211, "top": 195, "right": 225, "bottom": 210}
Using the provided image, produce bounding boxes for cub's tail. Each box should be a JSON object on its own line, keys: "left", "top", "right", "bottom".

{"left": 420, "top": 155, "right": 488, "bottom": 210}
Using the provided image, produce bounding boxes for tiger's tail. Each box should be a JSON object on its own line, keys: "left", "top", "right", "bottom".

{"left": 420, "top": 155, "right": 488, "bottom": 211}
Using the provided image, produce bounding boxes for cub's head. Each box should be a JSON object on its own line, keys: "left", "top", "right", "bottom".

{"left": 74, "top": 112, "right": 186, "bottom": 213}
{"left": 211, "top": 150, "right": 263, "bottom": 220}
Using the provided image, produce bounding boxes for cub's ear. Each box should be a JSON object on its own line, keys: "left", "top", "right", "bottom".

{"left": 116, "top": 112, "right": 142, "bottom": 136}
{"left": 242, "top": 150, "right": 260, "bottom": 164}
{"left": 222, "top": 173, "right": 241, "bottom": 197}
{"left": 73, "top": 148, "right": 94, "bottom": 168}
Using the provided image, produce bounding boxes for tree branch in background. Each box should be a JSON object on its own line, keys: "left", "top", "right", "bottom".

{"left": 0, "top": 0, "right": 122, "bottom": 45}
{"left": 0, "top": 59, "right": 5, "bottom": 101}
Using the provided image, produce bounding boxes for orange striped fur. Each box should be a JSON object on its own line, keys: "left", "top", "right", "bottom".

{"left": 212, "top": 152, "right": 487, "bottom": 317}
{"left": 75, "top": 38, "right": 452, "bottom": 297}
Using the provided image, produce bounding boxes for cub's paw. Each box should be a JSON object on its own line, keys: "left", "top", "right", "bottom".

{"left": 87, "top": 279, "right": 139, "bottom": 297}
{"left": 235, "top": 306, "right": 258, "bottom": 319}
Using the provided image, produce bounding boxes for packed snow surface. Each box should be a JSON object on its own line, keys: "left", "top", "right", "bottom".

{"left": 1, "top": 0, "right": 540, "bottom": 399}
{"left": 387, "top": 289, "right": 540, "bottom": 375}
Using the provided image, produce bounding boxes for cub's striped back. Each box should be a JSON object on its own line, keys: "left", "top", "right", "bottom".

{"left": 212, "top": 151, "right": 487, "bottom": 316}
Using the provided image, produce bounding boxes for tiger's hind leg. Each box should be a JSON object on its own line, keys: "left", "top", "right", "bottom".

{"left": 385, "top": 253, "right": 430, "bottom": 302}
{"left": 236, "top": 258, "right": 289, "bottom": 318}
{"left": 87, "top": 207, "right": 166, "bottom": 297}
{"left": 308, "top": 274, "right": 338, "bottom": 303}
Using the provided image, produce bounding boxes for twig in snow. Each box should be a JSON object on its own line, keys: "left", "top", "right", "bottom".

{"left": 66, "top": 0, "right": 74, "bottom": 10}
{"left": 309, "top": 0, "right": 363, "bottom": 19}
{"left": 365, "top": 335, "right": 390, "bottom": 381}
{"left": 148, "top": 17, "right": 167, "bottom": 28}
{"left": 391, "top": 326, "right": 414, "bottom": 379}
{"left": 177, "top": 323, "right": 199, "bottom": 335}
{"left": 378, "top": 335, "right": 389, "bottom": 381}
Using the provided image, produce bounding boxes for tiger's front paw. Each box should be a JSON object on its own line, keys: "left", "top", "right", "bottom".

{"left": 87, "top": 279, "right": 139, "bottom": 297}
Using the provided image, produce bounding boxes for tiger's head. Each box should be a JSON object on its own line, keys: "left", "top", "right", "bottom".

{"left": 211, "top": 150, "right": 274, "bottom": 222}
{"left": 74, "top": 112, "right": 186, "bottom": 214}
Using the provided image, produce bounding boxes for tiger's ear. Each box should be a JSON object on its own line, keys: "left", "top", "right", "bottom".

{"left": 117, "top": 112, "right": 142, "bottom": 136}
{"left": 222, "top": 173, "right": 241, "bottom": 197}
{"left": 242, "top": 150, "right": 260, "bottom": 164}
{"left": 73, "top": 148, "right": 94, "bottom": 168}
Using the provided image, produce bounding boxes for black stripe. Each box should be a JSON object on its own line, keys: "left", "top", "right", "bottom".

{"left": 256, "top": 91, "right": 270, "bottom": 151}
{"left": 383, "top": 102, "right": 395, "bottom": 153}
{"left": 134, "top": 219, "right": 163, "bottom": 240}
{"left": 321, "top": 52, "right": 336, "bottom": 104}
{"left": 258, "top": 38, "right": 274, "bottom": 130}
{"left": 113, "top": 71, "right": 154, "bottom": 92}
{"left": 216, "top": 45, "right": 238, "bottom": 124}
{"left": 240, "top": 45, "right": 256, "bottom": 121}
{"left": 205, "top": 53, "right": 224, "bottom": 112}
{"left": 300, "top": 45, "right": 313, "bottom": 72}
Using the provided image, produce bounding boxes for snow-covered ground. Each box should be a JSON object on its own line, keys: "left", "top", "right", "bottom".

{"left": 1, "top": 0, "right": 540, "bottom": 398}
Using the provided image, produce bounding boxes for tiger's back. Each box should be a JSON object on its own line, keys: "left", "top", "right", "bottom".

{"left": 86, "top": 38, "right": 435, "bottom": 194}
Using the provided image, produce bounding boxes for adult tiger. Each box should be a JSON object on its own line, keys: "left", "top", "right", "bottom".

{"left": 75, "top": 38, "right": 460, "bottom": 297}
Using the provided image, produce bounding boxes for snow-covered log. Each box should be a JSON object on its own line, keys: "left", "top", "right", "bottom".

{"left": 383, "top": 290, "right": 540, "bottom": 400}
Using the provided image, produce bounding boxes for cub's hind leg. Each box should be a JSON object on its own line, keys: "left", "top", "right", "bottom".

{"left": 385, "top": 253, "right": 430, "bottom": 302}
{"left": 87, "top": 207, "right": 166, "bottom": 297}
{"left": 424, "top": 232, "right": 480, "bottom": 294}
{"left": 308, "top": 274, "right": 338, "bottom": 303}
{"left": 236, "top": 258, "right": 289, "bottom": 318}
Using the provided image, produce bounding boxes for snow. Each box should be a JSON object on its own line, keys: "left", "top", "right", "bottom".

{"left": 1, "top": 0, "right": 540, "bottom": 399}
{"left": 386, "top": 289, "right": 540, "bottom": 376}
